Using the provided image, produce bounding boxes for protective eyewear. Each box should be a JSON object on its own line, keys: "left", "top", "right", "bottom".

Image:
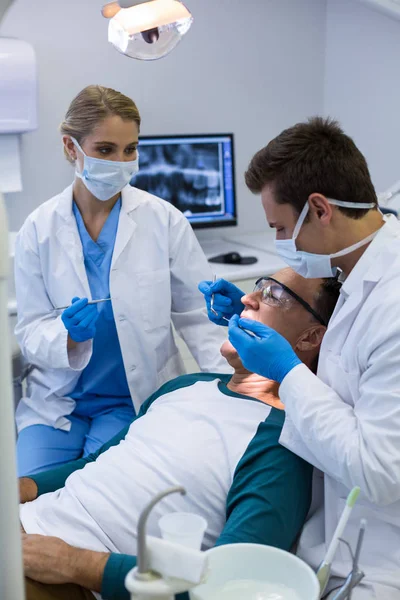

{"left": 254, "top": 277, "right": 327, "bottom": 326}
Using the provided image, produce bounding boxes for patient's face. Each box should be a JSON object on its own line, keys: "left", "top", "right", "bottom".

{"left": 221, "top": 268, "right": 323, "bottom": 364}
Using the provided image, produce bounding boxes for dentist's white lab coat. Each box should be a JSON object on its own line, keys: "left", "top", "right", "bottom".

{"left": 279, "top": 215, "right": 400, "bottom": 598}
{"left": 14, "top": 184, "right": 228, "bottom": 433}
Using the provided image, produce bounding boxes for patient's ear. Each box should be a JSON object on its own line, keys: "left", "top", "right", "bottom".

{"left": 295, "top": 325, "right": 326, "bottom": 352}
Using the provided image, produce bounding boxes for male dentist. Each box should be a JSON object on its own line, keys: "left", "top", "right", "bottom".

{"left": 199, "top": 117, "right": 400, "bottom": 599}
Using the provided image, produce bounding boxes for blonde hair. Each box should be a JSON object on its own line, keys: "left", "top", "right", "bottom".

{"left": 60, "top": 85, "right": 141, "bottom": 163}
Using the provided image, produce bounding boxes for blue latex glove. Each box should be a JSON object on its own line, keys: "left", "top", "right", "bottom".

{"left": 228, "top": 315, "right": 302, "bottom": 383}
{"left": 198, "top": 279, "right": 245, "bottom": 326}
{"left": 61, "top": 297, "right": 99, "bottom": 343}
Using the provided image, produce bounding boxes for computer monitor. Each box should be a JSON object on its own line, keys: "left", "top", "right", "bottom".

{"left": 130, "top": 133, "right": 237, "bottom": 229}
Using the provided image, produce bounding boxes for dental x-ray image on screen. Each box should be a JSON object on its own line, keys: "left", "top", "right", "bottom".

{"left": 130, "top": 134, "right": 237, "bottom": 229}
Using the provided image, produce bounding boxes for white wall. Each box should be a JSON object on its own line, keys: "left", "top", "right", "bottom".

{"left": 1, "top": 0, "right": 326, "bottom": 236}
{"left": 324, "top": 0, "right": 400, "bottom": 198}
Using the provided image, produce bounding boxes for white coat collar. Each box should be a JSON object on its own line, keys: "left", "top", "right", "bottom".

{"left": 54, "top": 183, "right": 143, "bottom": 221}
{"left": 111, "top": 186, "right": 140, "bottom": 269}
{"left": 54, "top": 185, "right": 89, "bottom": 295}
{"left": 327, "top": 215, "right": 400, "bottom": 333}
{"left": 54, "top": 183, "right": 143, "bottom": 285}
{"left": 340, "top": 215, "right": 400, "bottom": 298}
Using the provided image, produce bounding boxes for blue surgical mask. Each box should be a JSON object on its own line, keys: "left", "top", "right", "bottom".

{"left": 275, "top": 199, "right": 378, "bottom": 278}
{"left": 72, "top": 137, "right": 139, "bottom": 201}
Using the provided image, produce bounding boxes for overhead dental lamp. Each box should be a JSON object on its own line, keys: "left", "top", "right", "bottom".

{"left": 102, "top": 0, "right": 193, "bottom": 60}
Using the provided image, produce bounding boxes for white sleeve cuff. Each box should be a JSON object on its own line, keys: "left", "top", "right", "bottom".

{"left": 280, "top": 363, "right": 311, "bottom": 408}
{"left": 67, "top": 338, "right": 93, "bottom": 371}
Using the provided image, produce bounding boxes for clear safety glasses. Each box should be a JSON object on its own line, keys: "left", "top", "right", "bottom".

{"left": 253, "top": 277, "right": 327, "bottom": 326}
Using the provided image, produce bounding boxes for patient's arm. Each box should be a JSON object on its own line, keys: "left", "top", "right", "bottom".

{"left": 216, "top": 416, "right": 313, "bottom": 550}
{"left": 24, "top": 425, "right": 130, "bottom": 498}
{"left": 22, "top": 534, "right": 108, "bottom": 591}
{"left": 99, "top": 416, "right": 314, "bottom": 600}
{"left": 22, "top": 425, "right": 313, "bottom": 600}
{"left": 23, "top": 379, "right": 182, "bottom": 500}
{"left": 20, "top": 477, "right": 38, "bottom": 503}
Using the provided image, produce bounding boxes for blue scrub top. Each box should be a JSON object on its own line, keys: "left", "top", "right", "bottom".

{"left": 70, "top": 199, "right": 132, "bottom": 414}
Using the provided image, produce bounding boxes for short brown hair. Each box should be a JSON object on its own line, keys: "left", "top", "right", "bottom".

{"left": 60, "top": 85, "right": 141, "bottom": 163}
{"left": 245, "top": 117, "right": 377, "bottom": 219}
{"left": 314, "top": 277, "right": 341, "bottom": 326}
{"left": 309, "top": 276, "right": 341, "bottom": 372}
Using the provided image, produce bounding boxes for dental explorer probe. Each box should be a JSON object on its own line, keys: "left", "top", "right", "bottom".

{"left": 53, "top": 298, "right": 111, "bottom": 311}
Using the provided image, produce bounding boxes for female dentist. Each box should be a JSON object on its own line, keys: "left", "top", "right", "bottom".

{"left": 15, "top": 85, "right": 227, "bottom": 476}
{"left": 199, "top": 118, "right": 400, "bottom": 598}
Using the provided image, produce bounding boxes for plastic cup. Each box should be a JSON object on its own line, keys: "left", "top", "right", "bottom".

{"left": 158, "top": 512, "right": 208, "bottom": 550}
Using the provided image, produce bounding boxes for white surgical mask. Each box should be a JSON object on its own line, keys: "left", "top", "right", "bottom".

{"left": 72, "top": 137, "right": 139, "bottom": 201}
{"left": 275, "top": 199, "right": 378, "bottom": 278}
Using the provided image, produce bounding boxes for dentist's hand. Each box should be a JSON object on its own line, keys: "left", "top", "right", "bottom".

{"left": 61, "top": 297, "right": 99, "bottom": 343}
{"left": 228, "top": 315, "right": 302, "bottom": 383}
{"left": 198, "top": 279, "right": 245, "bottom": 326}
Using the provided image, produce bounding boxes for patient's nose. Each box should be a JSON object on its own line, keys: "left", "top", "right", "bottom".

{"left": 241, "top": 291, "right": 261, "bottom": 311}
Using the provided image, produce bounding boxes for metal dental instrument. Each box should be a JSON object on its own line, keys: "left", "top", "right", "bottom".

{"left": 210, "top": 274, "right": 219, "bottom": 319}
{"left": 331, "top": 570, "right": 365, "bottom": 600}
{"left": 330, "top": 519, "right": 367, "bottom": 600}
{"left": 211, "top": 274, "right": 260, "bottom": 339}
{"left": 53, "top": 298, "right": 112, "bottom": 311}
{"left": 347, "top": 519, "right": 367, "bottom": 600}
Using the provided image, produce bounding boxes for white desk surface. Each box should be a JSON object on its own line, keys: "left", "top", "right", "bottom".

{"left": 7, "top": 232, "right": 284, "bottom": 315}
{"left": 200, "top": 232, "right": 285, "bottom": 282}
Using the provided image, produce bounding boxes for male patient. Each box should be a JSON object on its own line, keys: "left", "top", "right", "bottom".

{"left": 20, "top": 268, "right": 340, "bottom": 600}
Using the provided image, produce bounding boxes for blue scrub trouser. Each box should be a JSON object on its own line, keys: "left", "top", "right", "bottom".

{"left": 17, "top": 403, "right": 135, "bottom": 477}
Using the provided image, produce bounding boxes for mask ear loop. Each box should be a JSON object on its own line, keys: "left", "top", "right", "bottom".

{"left": 327, "top": 198, "right": 376, "bottom": 209}
{"left": 70, "top": 137, "right": 86, "bottom": 179}
{"left": 330, "top": 230, "right": 379, "bottom": 260}
{"left": 292, "top": 201, "right": 310, "bottom": 241}
{"left": 293, "top": 198, "right": 377, "bottom": 242}
{"left": 70, "top": 137, "right": 86, "bottom": 157}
